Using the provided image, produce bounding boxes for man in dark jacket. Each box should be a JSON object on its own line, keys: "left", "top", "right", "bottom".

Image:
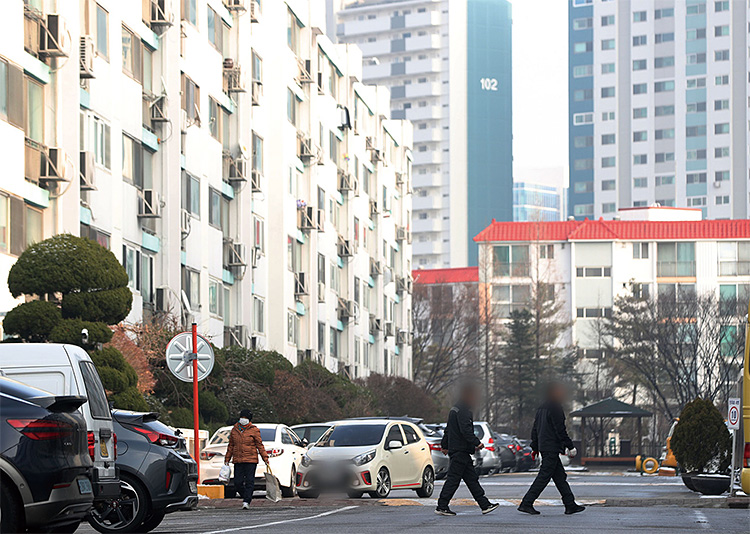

{"left": 518, "top": 382, "right": 585, "bottom": 515}
{"left": 435, "top": 383, "right": 498, "bottom": 516}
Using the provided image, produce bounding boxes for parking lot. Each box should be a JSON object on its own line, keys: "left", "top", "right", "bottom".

{"left": 75, "top": 473, "right": 750, "bottom": 533}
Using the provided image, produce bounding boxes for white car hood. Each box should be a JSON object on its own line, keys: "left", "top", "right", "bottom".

{"left": 307, "top": 445, "right": 375, "bottom": 461}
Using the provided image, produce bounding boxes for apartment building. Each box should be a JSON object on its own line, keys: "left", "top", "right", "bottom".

{"left": 334, "top": 0, "right": 513, "bottom": 268}
{"left": 0, "top": 0, "right": 413, "bottom": 379}
{"left": 513, "top": 167, "right": 568, "bottom": 222}
{"left": 475, "top": 207, "right": 750, "bottom": 353}
{"left": 568, "top": 0, "right": 750, "bottom": 220}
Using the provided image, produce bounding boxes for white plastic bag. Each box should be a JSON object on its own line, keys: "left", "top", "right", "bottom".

{"left": 218, "top": 464, "right": 231, "bottom": 483}
{"left": 264, "top": 470, "right": 282, "bottom": 502}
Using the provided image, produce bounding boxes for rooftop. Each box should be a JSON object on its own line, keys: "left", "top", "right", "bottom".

{"left": 412, "top": 267, "right": 479, "bottom": 285}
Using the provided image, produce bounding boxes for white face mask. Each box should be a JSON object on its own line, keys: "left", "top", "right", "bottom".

{"left": 239, "top": 418, "right": 250, "bottom": 426}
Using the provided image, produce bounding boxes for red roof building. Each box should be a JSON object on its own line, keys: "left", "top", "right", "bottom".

{"left": 412, "top": 267, "right": 479, "bottom": 285}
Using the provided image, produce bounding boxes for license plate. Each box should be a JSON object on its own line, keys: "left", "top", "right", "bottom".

{"left": 78, "top": 478, "right": 93, "bottom": 494}
{"left": 100, "top": 441, "right": 108, "bottom": 458}
{"left": 189, "top": 480, "right": 197, "bottom": 494}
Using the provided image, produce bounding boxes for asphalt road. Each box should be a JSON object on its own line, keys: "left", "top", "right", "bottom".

{"left": 75, "top": 473, "right": 750, "bottom": 533}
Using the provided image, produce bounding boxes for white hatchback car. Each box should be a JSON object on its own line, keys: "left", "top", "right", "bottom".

{"left": 200, "top": 423, "right": 307, "bottom": 497}
{"left": 296, "top": 419, "right": 434, "bottom": 499}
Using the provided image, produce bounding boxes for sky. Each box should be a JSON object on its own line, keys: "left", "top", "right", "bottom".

{"left": 511, "top": 0, "right": 569, "bottom": 183}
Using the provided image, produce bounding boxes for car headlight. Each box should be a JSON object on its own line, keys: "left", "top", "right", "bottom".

{"left": 353, "top": 449, "right": 376, "bottom": 466}
{"left": 301, "top": 454, "right": 312, "bottom": 467}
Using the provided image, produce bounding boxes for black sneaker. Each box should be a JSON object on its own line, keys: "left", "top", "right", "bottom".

{"left": 517, "top": 503, "right": 540, "bottom": 515}
{"left": 435, "top": 508, "right": 457, "bottom": 516}
{"left": 481, "top": 503, "right": 500, "bottom": 515}
{"left": 564, "top": 504, "right": 586, "bottom": 515}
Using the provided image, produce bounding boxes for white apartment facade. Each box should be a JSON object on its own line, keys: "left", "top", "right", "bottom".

{"left": 335, "top": 0, "right": 513, "bottom": 268}
{"left": 568, "top": 0, "right": 750, "bottom": 220}
{"left": 475, "top": 207, "right": 750, "bottom": 354}
{"left": 0, "top": 0, "right": 413, "bottom": 379}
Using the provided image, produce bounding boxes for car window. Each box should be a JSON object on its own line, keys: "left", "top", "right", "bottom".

{"left": 259, "top": 428, "right": 276, "bottom": 442}
{"left": 386, "top": 425, "right": 404, "bottom": 445}
{"left": 403, "top": 424, "right": 420, "bottom": 444}
{"left": 281, "top": 430, "right": 294, "bottom": 445}
{"left": 210, "top": 428, "right": 231, "bottom": 445}
{"left": 288, "top": 428, "right": 303, "bottom": 445}
{"left": 307, "top": 426, "right": 329, "bottom": 443}
{"left": 78, "top": 361, "right": 111, "bottom": 420}
{"left": 317, "top": 424, "right": 386, "bottom": 447}
{"left": 473, "top": 424, "right": 484, "bottom": 439}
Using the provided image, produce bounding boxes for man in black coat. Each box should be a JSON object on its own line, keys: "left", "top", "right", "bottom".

{"left": 435, "top": 383, "right": 498, "bottom": 516}
{"left": 518, "top": 382, "right": 585, "bottom": 515}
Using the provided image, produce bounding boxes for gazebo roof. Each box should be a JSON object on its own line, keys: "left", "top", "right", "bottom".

{"left": 570, "top": 397, "right": 652, "bottom": 418}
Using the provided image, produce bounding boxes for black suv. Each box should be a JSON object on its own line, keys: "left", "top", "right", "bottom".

{"left": 88, "top": 410, "right": 197, "bottom": 533}
{"left": 0, "top": 376, "right": 94, "bottom": 533}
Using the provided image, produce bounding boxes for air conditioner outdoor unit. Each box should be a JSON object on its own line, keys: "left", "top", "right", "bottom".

{"left": 297, "top": 133, "right": 317, "bottom": 161}
{"left": 294, "top": 272, "right": 308, "bottom": 297}
{"left": 251, "top": 80, "right": 262, "bottom": 105}
{"left": 369, "top": 199, "right": 379, "bottom": 217}
{"left": 369, "top": 315, "right": 383, "bottom": 333}
{"left": 155, "top": 287, "right": 168, "bottom": 312}
{"left": 180, "top": 209, "right": 191, "bottom": 235}
{"left": 79, "top": 36, "right": 95, "bottom": 78}
{"left": 149, "top": 0, "right": 172, "bottom": 29}
{"left": 317, "top": 281, "right": 326, "bottom": 303}
{"left": 80, "top": 151, "right": 96, "bottom": 191}
{"left": 139, "top": 189, "right": 161, "bottom": 218}
{"left": 296, "top": 59, "right": 313, "bottom": 85}
{"left": 228, "top": 158, "right": 247, "bottom": 184}
{"left": 224, "top": 0, "right": 246, "bottom": 12}
{"left": 232, "top": 325, "right": 248, "bottom": 346}
{"left": 365, "top": 137, "right": 376, "bottom": 150}
{"left": 337, "top": 237, "right": 354, "bottom": 258}
{"left": 180, "top": 109, "right": 190, "bottom": 133}
{"left": 251, "top": 169, "right": 262, "bottom": 192}
{"left": 396, "top": 276, "right": 412, "bottom": 294}
{"left": 337, "top": 298, "right": 357, "bottom": 321}
{"left": 41, "top": 148, "right": 68, "bottom": 182}
{"left": 713, "top": 181, "right": 722, "bottom": 189}
{"left": 371, "top": 148, "right": 383, "bottom": 163}
{"left": 150, "top": 95, "right": 169, "bottom": 122}
{"left": 370, "top": 258, "right": 383, "bottom": 277}
{"left": 384, "top": 322, "right": 394, "bottom": 338}
{"left": 396, "top": 172, "right": 404, "bottom": 185}
{"left": 224, "top": 66, "right": 245, "bottom": 93}
{"left": 297, "top": 206, "right": 317, "bottom": 231}
{"left": 337, "top": 170, "right": 358, "bottom": 193}
{"left": 40, "top": 14, "right": 69, "bottom": 57}
{"left": 396, "top": 226, "right": 408, "bottom": 242}
{"left": 226, "top": 242, "right": 247, "bottom": 270}
{"left": 396, "top": 330, "right": 408, "bottom": 346}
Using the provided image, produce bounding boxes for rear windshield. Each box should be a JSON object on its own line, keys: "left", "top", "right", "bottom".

{"left": 259, "top": 428, "right": 276, "bottom": 441}
{"left": 307, "top": 426, "right": 329, "bottom": 443}
{"left": 210, "top": 428, "right": 231, "bottom": 445}
{"left": 78, "top": 361, "right": 111, "bottom": 420}
{"left": 316, "top": 424, "right": 386, "bottom": 447}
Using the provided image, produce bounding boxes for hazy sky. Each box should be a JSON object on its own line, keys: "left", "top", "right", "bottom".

{"left": 511, "top": 0, "right": 569, "bottom": 181}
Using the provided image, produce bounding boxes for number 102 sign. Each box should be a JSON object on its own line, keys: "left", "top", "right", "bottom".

{"left": 479, "top": 77, "right": 498, "bottom": 91}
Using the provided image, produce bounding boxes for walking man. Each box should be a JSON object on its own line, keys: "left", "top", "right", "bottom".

{"left": 518, "top": 382, "right": 585, "bottom": 515}
{"left": 435, "top": 383, "right": 499, "bottom": 516}
{"left": 225, "top": 409, "right": 270, "bottom": 509}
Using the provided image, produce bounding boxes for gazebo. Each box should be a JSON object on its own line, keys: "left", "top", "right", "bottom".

{"left": 570, "top": 398, "right": 652, "bottom": 466}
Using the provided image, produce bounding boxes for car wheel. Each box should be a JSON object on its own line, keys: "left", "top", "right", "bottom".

{"left": 281, "top": 467, "right": 297, "bottom": 498}
{"left": 138, "top": 510, "right": 165, "bottom": 533}
{"left": 297, "top": 490, "right": 319, "bottom": 499}
{"left": 415, "top": 466, "right": 434, "bottom": 498}
{"left": 347, "top": 491, "right": 364, "bottom": 499}
{"left": 88, "top": 475, "right": 149, "bottom": 533}
{"left": 1, "top": 483, "right": 23, "bottom": 534}
{"left": 368, "top": 467, "right": 391, "bottom": 499}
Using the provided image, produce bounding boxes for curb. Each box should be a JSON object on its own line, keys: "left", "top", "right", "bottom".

{"left": 602, "top": 497, "right": 749, "bottom": 509}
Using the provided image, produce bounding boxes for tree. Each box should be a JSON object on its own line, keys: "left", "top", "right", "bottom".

{"left": 499, "top": 309, "right": 538, "bottom": 434}
{"left": 670, "top": 398, "right": 731, "bottom": 473}
{"left": 362, "top": 374, "right": 441, "bottom": 422}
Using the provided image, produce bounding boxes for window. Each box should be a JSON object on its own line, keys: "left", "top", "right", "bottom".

{"left": 182, "top": 267, "right": 200, "bottom": 309}
{"left": 182, "top": 172, "right": 200, "bottom": 216}
{"left": 687, "top": 149, "right": 706, "bottom": 161}
{"left": 317, "top": 322, "right": 326, "bottom": 354}
{"left": 633, "top": 131, "right": 647, "bottom": 142}
{"left": 632, "top": 283, "right": 650, "bottom": 299}
{"left": 655, "top": 8, "right": 673, "bottom": 19}
{"left": 492, "top": 245, "right": 529, "bottom": 277}
{"left": 715, "top": 75, "right": 729, "bottom": 85}
{"left": 633, "top": 11, "right": 646, "bottom": 22}
{"left": 575, "top": 267, "right": 612, "bottom": 278}
{"left": 633, "top": 242, "right": 649, "bottom": 259}
{"left": 715, "top": 50, "right": 729, "bottom": 61}
{"left": 81, "top": 113, "right": 111, "bottom": 169}
{"left": 0, "top": 193, "right": 7, "bottom": 253}
{"left": 720, "top": 284, "right": 750, "bottom": 316}
{"left": 654, "top": 56, "right": 674, "bottom": 68}
{"left": 95, "top": 4, "right": 109, "bottom": 59}
{"left": 601, "top": 39, "right": 615, "bottom": 51}
{"left": 574, "top": 204, "right": 594, "bottom": 217}
{"left": 687, "top": 172, "right": 707, "bottom": 184}
{"left": 573, "top": 41, "right": 592, "bottom": 54}
{"left": 573, "top": 159, "right": 593, "bottom": 171}
{"left": 654, "top": 81, "right": 674, "bottom": 92}
{"left": 182, "top": 0, "right": 197, "bottom": 25}
{"left": 252, "top": 133, "right": 263, "bottom": 172}
{"left": 26, "top": 78, "right": 43, "bottom": 143}
{"left": 328, "top": 131, "right": 340, "bottom": 163}
{"left": 576, "top": 308, "right": 612, "bottom": 319}
{"left": 4, "top": 197, "right": 42, "bottom": 256}
{"left": 141, "top": 253, "right": 154, "bottom": 304}
{"left": 687, "top": 77, "right": 706, "bottom": 88}
{"left": 181, "top": 74, "right": 201, "bottom": 125}
{"left": 633, "top": 83, "right": 647, "bottom": 95}
{"left": 573, "top": 112, "right": 593, "bottom": 125}
{"left": 208, "top": 98, "right": 229, "bottom": 145}
{"left": 122, "top": 134, "right": 144, "bottom": 187}
{"left": 0, "top": 59, "right": 7, "bottom": 121}
{"left": 573, "top": 65, "right": 593, "bottom": 78}
{"left": 601, "top": 112, "right": 615, "bottom": 121}
{"left": 714, "top": 25, "right": 729, "bottom": 37}
{"left": 655, "top": 105, "right": 674, "bottom": 116}
{"left": 287, "top": 311, "right": 299, "bottom": 345}
{"left": 329, "top": 327, "right": 339, "bottom": 358}
{"left": 719, "top": 242, "right": 750, "bottom": 276}
{"left": 715, "top": 1, "right": 729, "bottom": 11}
{"left": 539, "top": 244, "right": 554, "bottom": 259}
{"left": 634, "top": 177, "right": 647, "bottom": 188}
{"left": 209, "top": 279, "right": 223, "bottom": 317}
{"left": 715, "top": 195, "right": 730, "bottom": 205}
{"left": 714, "top": 99, "right": 729, "bottom": 111}
{"left": 602, "top": 202, "right": 616, "bottom": 213}
{"left": 686, "top": 125, "right": 707, "bottom": 137}
{"left": 655, "top": 175, "right": 674, "bottom": 186}
{"left": 601, "top": 157, "right": 616, "bottom": 168}
{"left": 575, "top": 135, "right": 594, "bottom": 148}
{"left": 253, "top": 297, "right": 264, "bottom": 333}
{"left": 715, "top": 123, "right": 729, "bottom": 134}
{"left": 687, "top": 102, "right": 706, "bottom": 113}
{"left": 287, "top": 89, "right": 298, "bottom": 125}
{"left": 602, "top": 180, "right": 616, "bottom": 191}
{"left": 687, "top": 196, "right": 706, "bottom": 207}
{"left": 574, "top": 181, "right": 594, "bottom": 193}
{"left": 632, "top": 35, "right": 647, "bottom": 46}
{"left": 601, "top": 133, "right": 615, "bottom": 145}
{"left": 208, "top": 188, "right": 222, "bottom": 228}
{"left": 657, "top": 242, "right": 696, "bottom": 277}
{"left": 207, "top": 7, "right": 228, "bottom": 53}
{"left": 687, "top": 53, "right": 706, "bottom": 65}
{"left": 633, "top": 59, "right": 647, "bottom": 71}
{"left": 655, "top": 32, "right": 674, "bottom": 43}
{"left": 601, "top": 63, "right": 615, "bottom": 74}
{"left": 573, "top": 17, "right": 592, "bottom": 30}
{"left": 287, "top": 8, "right": 301, "bottom": 54}
{"left": 574, "top": 89, "right": 593, "bottom": 101}
{"left": 633, "top": 154, "right": 647, "bottom": 165}
{"left": 123, "top": 245, "right": 140, "bottom": 291}
{"left": 601, "top": 15, "right": 614, "bottom": 26}
{"left": 687, "top": 3, "right": 706, "bottom": 15}
{"left": 655, "top": 152, "right": 674, "bottom": 163}
{"left": 633, "top": 107, "right": 647, "bottom": 119}
{"left": 601, "top": 87, "right": 615, "bottom": 98}
{"left": 287, "top": 235, "right": 302, "bottom": 272}
{"left": 491, "top": 284, "right": 530, "bottom": 318}
{"left": 686, "top": 28, "right": 706, "bottom": 41}
{"left": 715, "top": 147, "right": 729, "bottom": 158}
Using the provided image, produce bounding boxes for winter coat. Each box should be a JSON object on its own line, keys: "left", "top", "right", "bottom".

{"left": 440, "top": 401, "right": 482, "bottom": 454}
{"left": 226, "top": 422, "right": 269, "bottom": 464}
{"left": 530, "top": 400, "right": 575, "bottom": 454}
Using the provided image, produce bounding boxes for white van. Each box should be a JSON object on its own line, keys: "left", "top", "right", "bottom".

{"left": 0, "top": 344, "right": 120, "bottom": 501}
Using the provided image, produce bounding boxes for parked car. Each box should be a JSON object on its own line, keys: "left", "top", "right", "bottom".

{"left": 296, "top": 419, "right": 434, "bottom": 499}
{"left": 0, "top": 345, "right": 121, "bottom": 507}
{"left": 88, "top": 410, "right": 198, "bottom": 533}
{"left": 1, "top": 376, "right": 94, "bottom": 533}
{"left": 290, "top": 423, "right": 332, "bottom": 447}
{"left": 493, "top": 433, "right": 518, "bottom": 472}
{"left": 200, "top": 423, "right": 307, "bottom": 498}
{"left": 473, "top": 422, "right": 502, "bottom": 475}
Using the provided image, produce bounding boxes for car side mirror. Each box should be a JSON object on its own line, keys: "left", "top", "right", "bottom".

{"left": 387, "top": 440, "right": 403, "bottom": 450}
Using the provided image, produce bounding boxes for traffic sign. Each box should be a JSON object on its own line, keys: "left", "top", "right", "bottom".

{"left": 166, "top": 331, "right": 215, "bottom": 383}
{"left": 728, "top": 398, "right": 740, "bottom": 430}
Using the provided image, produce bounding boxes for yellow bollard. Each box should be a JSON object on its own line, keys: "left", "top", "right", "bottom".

{"left": 198, "top": 484, "right": 224, "bottom": 499}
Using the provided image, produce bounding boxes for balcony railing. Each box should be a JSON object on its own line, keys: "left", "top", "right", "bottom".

{"left": 656, "top": 261, "right": 696, "bottom": 277}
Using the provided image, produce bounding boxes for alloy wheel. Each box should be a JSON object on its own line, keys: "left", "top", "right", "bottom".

{"left": 423, "top": 468, "right": 434, "bottom": 494}
{"left": 90, "top": 480, "right": 141, "bottom": 531}
{"left": 376, "top": 468, "right": 391, "bottom": 497}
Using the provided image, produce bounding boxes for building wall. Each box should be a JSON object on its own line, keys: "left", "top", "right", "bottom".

{"left": 0, "top": 0, "right": 413, "bottom": 380}
{"left": 568, "top": 0, "right": 750, "bottom": 220}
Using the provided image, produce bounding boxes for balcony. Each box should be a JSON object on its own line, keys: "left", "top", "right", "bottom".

{"left": 404, "top": 34, "right": 441, "bottom": 53}
{"left": 405, "top": 106, "right": 441, "bottom": 121}
{"left": 412, "top": 128, "right": 441, "bottom": 143}
{"left": 657, "top": 261, "right": 696, "bottom": 277}
{"left": 405, "top": 82, "right": 441, "bottom": 99}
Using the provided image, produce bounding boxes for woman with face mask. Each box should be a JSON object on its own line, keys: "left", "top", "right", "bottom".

{"left": 225, "top": 409, "right": 269, "bottom": 509}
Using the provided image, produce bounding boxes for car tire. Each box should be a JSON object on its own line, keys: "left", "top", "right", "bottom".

{"left": 347, "top": 491, "right": 364, "bottom": 498}
{"left": 281, "top": 467, "right": 297, "bottom": 498}
{"left": 1, "top": 484, "right": 23, "bottom": 534}
{"left": 415, "top": 466, "right": 434, "bottom": 498}
{"left": 297, "top": 490, "right": 319, "bottom": 499}
{"left": 138, "top": 510, "right": 166, "bottom": 533}
{"left": 367, "top": 467, "right": 391, "bottom": 499}
{"left": 88, "top": 475, "right": 150, "bottom": 534}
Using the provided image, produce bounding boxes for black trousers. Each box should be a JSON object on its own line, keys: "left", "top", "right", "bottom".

{"left": 437, "top": 451, "right": 490, "bottom": 509}
{"left": 234, "top": 462, "right": 258, "bottom": 503}
{"left": 521, "top": 452, "right": 575, "bottom": 506}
